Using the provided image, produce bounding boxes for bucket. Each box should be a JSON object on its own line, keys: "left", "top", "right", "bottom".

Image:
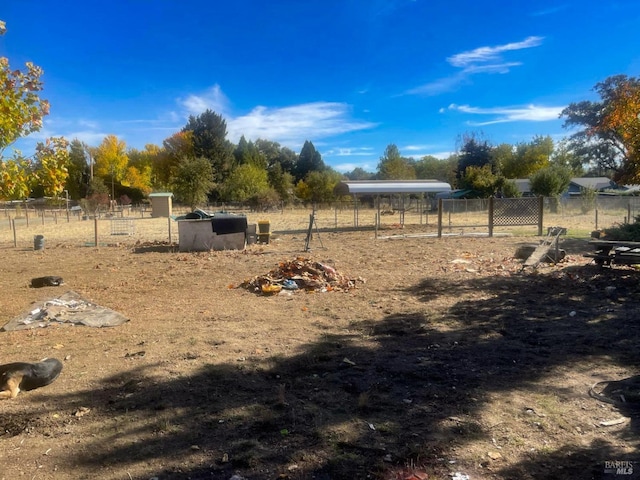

{"left": 257, "top": 220, "right": 271, "bottom": 244}
{"left": 258, "top": 220, "right": 270, "bottom": 234}
{"left": 34, "top": 235, "right": 45, "bottom": 251}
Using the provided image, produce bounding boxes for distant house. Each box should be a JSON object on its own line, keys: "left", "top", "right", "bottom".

{"left": 511, "top": 177, "right": 621, "bottom": 197}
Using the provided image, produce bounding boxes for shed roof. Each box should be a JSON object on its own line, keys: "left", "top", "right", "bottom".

{"left": 335, "top": 180, "right": 451, "bottom": 195}
{"left": 149, "top": 192, "right": 174, "bottom": 198}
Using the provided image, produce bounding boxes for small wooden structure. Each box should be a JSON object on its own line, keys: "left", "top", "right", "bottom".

{"left": 522, "top": 226, "right": 566, "bottom": 268}
{"left": 149, "top": 192, "right": 173, "bottom": 218}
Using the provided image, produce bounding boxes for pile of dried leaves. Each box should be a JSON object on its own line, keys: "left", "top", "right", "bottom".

{"left": 240, "top": 257, "right": 362, "bottom": 295}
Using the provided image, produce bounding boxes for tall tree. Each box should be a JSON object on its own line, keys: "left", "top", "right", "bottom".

{"left": 0, "top": 19, "right": 54, "bottom": 201}
{"left": 182, "top": 109, "right": 234, "bottom": 185}
{"left": 0, "top": 156, "right": 33, "bottom": 200}
{"left": 502, "top": 136, "right": 553, "bottom": 179}
{"left": 267, "top": 162, "right": 295, "bottom": 204}
{"left": 455, "top": 133, "right": 493, "bottom": 182}
{"left": 93, "top": 135, "right": 128, "bottom": 184}
{"left": 295, "top": 140, "right": 325, "bottom": 181}
{"left": 254, "top": 139, "right": 298, "bottom": 174}
{"left": 561, "top": 75, "right": 640, "bottom": 183}
{"left": 529, "top": 165, "right": 571, "bottom": 212}
{"left": 414, "top": 155, "right": 456, "bottom": 183}
{"left": 0, "top": 21, "right": 50, "bottom": 156}
{"left": 33, "top": 137, "right": 70, "bottom": 199}
{"left": 220, "top": 163, "right": 270, "bottom": 203}
{"left": 460, "top": 164, "right": 500, "bottom": 197}
{"left": 171, "top": 157, "right": 215, "bottom": 209}
{"left": 156, "top": 131, "right": 195, "bottom": 188}
{"left": 67, "top": 139, "right": 90, "bottom": 199}
{"left": 344, "top": 167, "right": 375, "bottom": 180}
{"left": 377, "top": 144, "right": 416, "bottom": 180}
{"left": 299, "top": 169, "right": 343, "bottom": 204}
{"left": 551, "top": 139, "right": 584, "bottom": 176}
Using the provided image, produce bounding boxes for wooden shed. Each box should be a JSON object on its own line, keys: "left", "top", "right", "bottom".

{"left": 149, "top": 192, "right": 173, "bottom": 218}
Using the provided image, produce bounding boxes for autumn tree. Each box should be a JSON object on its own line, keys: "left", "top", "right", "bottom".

{"left": 93, "top": 135, "right": 129, "bottom": 198}
{"left": 377, "top": 144, "right": 416, "bottom": 180}
{"left": 0, "top": 156, "right": 33, "bottom": 200}
{"left": 561, "top": 75, "right": 640, "bottom": 183}
{"left": 154, "top": 131, "right": 195, "bottom": 188}
{"left": 33, "top": 137, "right": 70, "bottom": 199}
{"left": 0, "top": 21, "right": 50, "bottom": 156}
{"left": 124, "top": 144, "right": 155, "bottom": 195}
{"left": 0, "top": 20, "right": 55, "bottom": 201}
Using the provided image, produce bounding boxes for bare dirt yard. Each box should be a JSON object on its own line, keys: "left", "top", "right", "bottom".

{"left": 1, "top": 214, "right": 639, "bottom": 480}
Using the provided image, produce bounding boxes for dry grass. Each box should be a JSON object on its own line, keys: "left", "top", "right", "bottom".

{"left": 0, "top": 208, "right": 638, "bottom": 480}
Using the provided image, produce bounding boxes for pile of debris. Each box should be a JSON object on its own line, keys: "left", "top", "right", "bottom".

{"left": 240, "top": 257, "right": 362, "bottom": 295}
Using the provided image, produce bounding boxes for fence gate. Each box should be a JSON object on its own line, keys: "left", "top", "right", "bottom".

{"left": 489, "top": 197, "right": 543, "bottom": 236}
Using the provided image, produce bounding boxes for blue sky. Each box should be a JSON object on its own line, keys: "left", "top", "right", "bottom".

{"left": 2, "top": 1, "right": 640, "bottom": 173}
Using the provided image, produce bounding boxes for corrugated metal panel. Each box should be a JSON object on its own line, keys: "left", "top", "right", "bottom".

{"left": 335, "top": 180, "right": 451, "bottom": 195}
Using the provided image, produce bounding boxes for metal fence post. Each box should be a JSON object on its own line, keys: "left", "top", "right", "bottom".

{"left": 437, "top": 198, "right": 443, "bottom": 238}
{"left": 488, "top": 197, "right": 494, "bottom": 237}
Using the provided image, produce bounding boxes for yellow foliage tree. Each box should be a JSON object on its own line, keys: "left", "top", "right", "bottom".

{"left": 33, "top": 137, "right": 70, "bottom": 198}
{"left": 93, "top": 135, "right": 129, "bottom": 183}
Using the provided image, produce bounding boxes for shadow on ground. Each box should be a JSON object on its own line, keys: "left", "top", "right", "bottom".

{"left": 3, "top": 262, "right": 639, "bottom": 479}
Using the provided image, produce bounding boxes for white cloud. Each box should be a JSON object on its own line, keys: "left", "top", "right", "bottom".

{"left": 531, "top": 5, "right": 568, "bottom": 16}
{"left": 446, "top": 103, "right": 564, "bottom": 125}
{"left": 407, "top": 36, "right": 544, "bottom": 96}
{"left": 447, "top": 36, "right": 544, "bottom": 68}
{"left": 406, "top": 72, "right": 467, "bottom": 96}
{"left": 403, "top": 144, "right": 435, "bottom": 152}
{"left": 227, "top": 102, "right": 377, "bottom": 148}
{"left": 179, "top": 84, "right": 230, "bottom": 117}
{"left": 323, "top": 146, "right": 376, "bottom": 157}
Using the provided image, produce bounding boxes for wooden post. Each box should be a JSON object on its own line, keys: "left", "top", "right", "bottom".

{"left": 375, "top": 214, "right": 378, "bottom": 240}
{"left": 168, "top": 217, "right": 172, "bottom": 244}
{"left": 94, "top": 218, "right": 99, "bottom": 248}
{"left": 12, "top": 219, "right": 16, "bottom": 247}
{"left": 537, "top": 196, "right": 544, "bottom": 236}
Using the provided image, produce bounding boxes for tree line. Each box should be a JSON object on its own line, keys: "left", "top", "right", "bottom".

{"left": 1, "top": 20, "right": 639, "bottom": 209}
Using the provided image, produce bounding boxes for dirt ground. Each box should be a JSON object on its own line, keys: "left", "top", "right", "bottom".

{"left": 0, "top": 216, "right": 639, "bottom": 480}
